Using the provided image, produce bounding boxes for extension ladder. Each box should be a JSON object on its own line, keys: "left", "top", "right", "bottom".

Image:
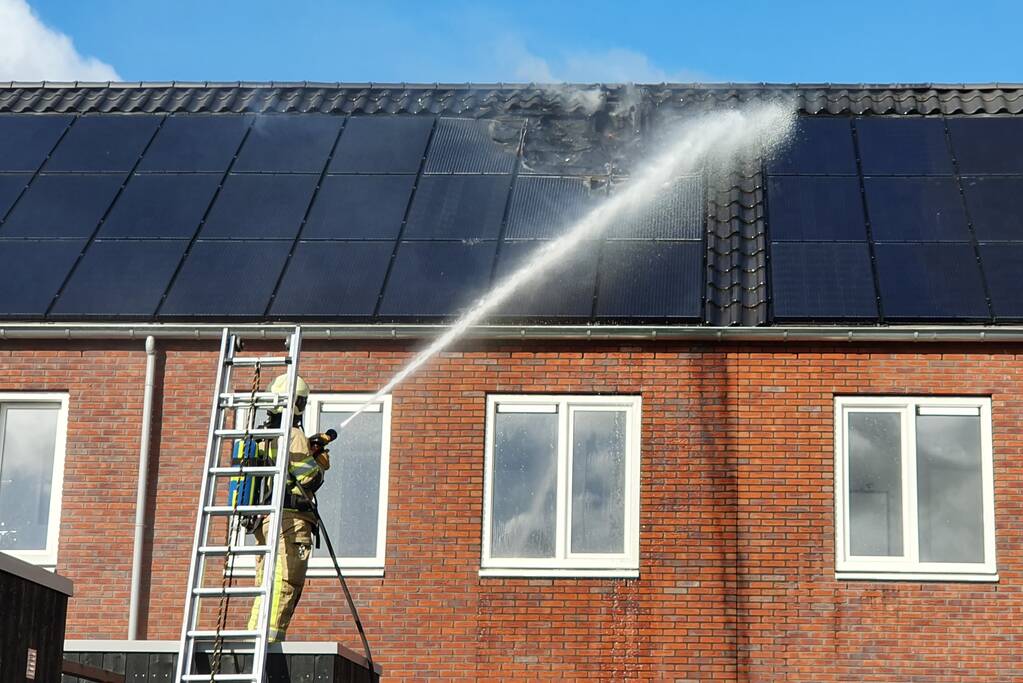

{"left": 174, "top": 327, "right": 303, "bottom": 683}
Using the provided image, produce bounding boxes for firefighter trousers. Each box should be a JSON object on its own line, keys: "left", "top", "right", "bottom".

{"left": 247, "top": 511, "right": 315, "bottom": 642}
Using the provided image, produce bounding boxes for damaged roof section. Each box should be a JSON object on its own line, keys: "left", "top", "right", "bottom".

{"left": 0, "top": 82, "right": 1021, "bottom": 326}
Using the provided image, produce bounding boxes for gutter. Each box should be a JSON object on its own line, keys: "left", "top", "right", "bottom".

{"left": 127, "top": 336, "right": 157, "bottom": 640}
{"left": 0, "top": 322, "right": 1023, "bottom": 342}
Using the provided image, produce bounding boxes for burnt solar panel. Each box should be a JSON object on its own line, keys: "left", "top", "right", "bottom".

{"left": 0, "top": 239, "right": 85, "bottom": 316}
{"left": 767, "top": 117, "right": 857, "bottom": 175}
{"left": 874, "top": 242, "right": 988, "bottom": 320}
{"left": 378, "top": 240, "right": 498, "bottom": 316}
{"left": 948, "top": 117, "right": 1023, "bottom": 174}
{"left": 200, "top": 174, "right": 317, "bottom": 240}
{"left": 403, "top": 175, "right": 511, "bottom": 239}
{"left": 864, "top": 177, "right": 970, "bottom": 242}
{"left": 1, "top": 174, "right": 123, "bottom": 238}
{"left": 233, "top": 115, "right": 344, "bottom": 173}
{"left": 505, "top": 176, "right": 602, "bottom": 239}
{"left": 329, "top": 116, "right": 433, "bottom": 174}
{"left": 45, "top": 115, "right": 162, "bottom": 173}
{"left": 766, "top": 176, "right": 867, "bottom": 241}
{"left": 52, "top": 239, "right": 188, "bottom": 317}
{"left": 0, "top": 115, "right": 72, "bottom": 172}
{"left": 160, "top": 240, "right": 291, "bottom": 316}
{"left": 424, "top": 118, "right": 520, "bottom": 174}
{"left": 770, "top": 241, "right": 877, "bottom": 320}
{"left": 270, "top": 241, "right": 393, "bottom": 317}
{"left": 139, "top": 115, "right": 251, "bottom": 173}
{"left": 594, "top": 241, "right": 702, "bottom": 319}
{"left": 491, "top": 239, "right": 599, "bottom": 318}
{"left": 855, "top": 117, "right": 954, "bottom": 176}
{"left": 303, "top": 175, "right": 414, "bottom": 240}
{"left": 961, "top": 177, "right": 1023, "bottom": 241}
{"left": 98, "top": 174, "right": 220, "bottom": 239}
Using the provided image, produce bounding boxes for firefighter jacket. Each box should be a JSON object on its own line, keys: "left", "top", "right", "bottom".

{"left": 259, "top": 427, "right": 328, "bottom": 519}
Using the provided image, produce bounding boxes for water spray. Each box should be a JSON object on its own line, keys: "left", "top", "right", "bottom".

{"left": 339, "top": 102, "right": 796, "bottom": 430}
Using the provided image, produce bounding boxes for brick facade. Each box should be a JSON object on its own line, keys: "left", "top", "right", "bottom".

{"left": 6, "top": 339, "right": 1022, "bottom": 681}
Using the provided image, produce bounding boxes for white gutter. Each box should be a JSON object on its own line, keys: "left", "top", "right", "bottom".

{"left": 0, "top": 322, "right": 1022, "bottom": 342}
{"left": 127, "top": 336, "right": 157, "bottom": 640}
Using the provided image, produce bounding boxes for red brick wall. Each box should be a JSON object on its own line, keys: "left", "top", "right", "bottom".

{"left": 5, "top": 339, "right": 1022, "bottom": 681}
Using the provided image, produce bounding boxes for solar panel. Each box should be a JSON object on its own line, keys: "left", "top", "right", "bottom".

{"left": 329, "top": 116, "right": 433, "bottom": 174}
{"left": 519, "top": 117, "right": 613, "bottom": 176}
{"left": 505, "top": 176, "right": 602, "bottom": 239}
{"left": 864, "top": 177, "right": 969, "bottom": 241}
{"left": 99, "top": 174, "right": 220, "bottom": 239}
{"left": 610, "top": 176, "right": 704, "bottom": 240}
{"left": 0, "top": 239, "right": 84, "bottom": 316}
{"left": 0, "top": 174, "right": 29, "bottom": 220}
{"left": 874, "top": 242, "right": 988, "bottom": 320}
{"left": 767, "top": 117, "right": 857, "bottom": 175}
{"left": 978, "top": 243, "right": 1023, "bottom": 320}
{"left": 45, "top": 115, "right": 162, "bottom": 172}
{"left": 303, "top": 175, "right": 415, "bottom": 240}
{"left": 160, "top": 240, "right": 291, "bottom": 317}
{"left": 855, "top": 118, "right": 953, "bottom": 176}
{"left": 138, "top": 115, "right": 251, "bottom": 173}
{"left": 0, "top": 115, "right": 72, "bottom": 172}
{"left": 1, "top": 174, "right": 123, "bottom": 238}
{"left": 770, "top": 242, "right": 877, "bottom": 320}
{"left": 270, "top": 241, "right": 393, "bottom": 317}
{"left": 233, "top": 115, "right": 343, "bottom": 173}
{"left": 767, "top": 176, "right": 866, "bottom": 241}
{"left": 948, "top": 117, "right": 1023, "bottom": 174}
{"left": 52, "top": 240, "right": 188, "bottom": 317}
{"left": 403, "top": 175, "right": 511, "bottom": 239}
{"left": 200, "top": 174, "right": 317, "bottom": 240}
{"left": 594, "top": 241, "right": 702, "bottom": 319}
{"left": 378, "top": 241, "right": 498, "bottom": 317}
{"left": 424, "top": 118, "right": 520, "bottom": 174}
{"left": 491, "top": 240, "right": 599, "bottom": 318}
{"left": 961, "top": 177, "right": 1023, "bottom": 241}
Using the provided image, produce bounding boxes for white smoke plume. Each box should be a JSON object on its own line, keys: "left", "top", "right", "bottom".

{"left": 0, "top": 0, "right": 120, "bottom": 81}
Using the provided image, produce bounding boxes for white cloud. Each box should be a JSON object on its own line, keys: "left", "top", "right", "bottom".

{"left": 0, "top": 0, "right": 119, "bottom": 81}
{"left": 497, "top": 35, "right": 710, "bottom": 84}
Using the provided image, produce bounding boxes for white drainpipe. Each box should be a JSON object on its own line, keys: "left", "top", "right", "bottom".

{"left": 128, "top": 336, "right": 157, "bottom": 639}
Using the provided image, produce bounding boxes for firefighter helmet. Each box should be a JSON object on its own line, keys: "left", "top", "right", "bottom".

{"left": 268, "top": 373, "right": 310, "bottom": 413}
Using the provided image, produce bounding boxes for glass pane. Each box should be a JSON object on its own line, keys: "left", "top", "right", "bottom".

{"left": 847, "top": 412, "right": 903, "bottom": 557}
{"left": 490, "top": 411, "right": 558, "bottom": 558}
{"left": 0, "top": 405, "right": 59, "bottom": 551}
{"left": 314, "top": 409, "right": 384, "bottom": 559}
{"left": 916, "top": 414, "right": 985, "bottom": 563}
{"left": 570, "top": 411, "right": 627, "bottom": 554}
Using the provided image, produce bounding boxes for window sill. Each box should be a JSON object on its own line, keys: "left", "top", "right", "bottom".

{"left": 479, "top": 567, "right": 639, "bottom": 579}
{"left": 836, "top": 571, "right": 999, "bottom": 583}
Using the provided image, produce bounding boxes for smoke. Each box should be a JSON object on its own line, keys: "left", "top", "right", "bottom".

{"left": 0, "top": 0, "right": 120, "bottom": 81}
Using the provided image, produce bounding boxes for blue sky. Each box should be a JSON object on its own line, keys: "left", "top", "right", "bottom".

{"left": 8, "top": 0, "right": 1023, "bottom": 84}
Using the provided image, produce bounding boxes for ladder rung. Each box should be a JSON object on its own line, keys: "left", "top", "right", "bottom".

{"left": 218, "top": 392, "right": 290, "bottom": 409}
{"left": 187, "top": 629, "right": 262, "bottom": 639}
{"left": 193, "top": 586, "right": 266, "bottom": 597}
{"left": 182, "top": 674, "right": 258, "bottom": 682}
{"left": 214, "top": 428, "right": 286, "bottom": 439}
{"left": 227, "top": 356, "right": 291, "bottom": 367}
{"left": 204, "top": 505, "right": 275, "bottom": 516}
{"left": 198, "top": 545, "right": 271, "bottom": 556}
{"left": 209, "top": 466, "right": 279, "bottom": 476}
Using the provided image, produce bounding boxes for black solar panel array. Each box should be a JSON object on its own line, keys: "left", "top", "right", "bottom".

{"left": 767, "top": 115, "right": 1023, "bottom": 323}
{"left": 0, "top": 113, "right": 705, "bottom": 322}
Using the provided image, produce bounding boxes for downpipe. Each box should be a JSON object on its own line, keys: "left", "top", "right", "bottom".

{"left": 128, "top": 336, "right": 157, "bottom": 640}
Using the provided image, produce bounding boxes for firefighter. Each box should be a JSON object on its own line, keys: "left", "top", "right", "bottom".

{"left": 247, "top": 373, "right": 330, "bottom": 642}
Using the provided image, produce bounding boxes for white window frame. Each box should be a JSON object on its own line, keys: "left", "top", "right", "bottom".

{"left": 0, "top": 392, "right": 69, "bottom": 568}
{"left": 482, "top": 394, "right": 641, "bottom": 578}
{"left": 231, "top": 393, "right": 391, "bottom": 578}
{"left": 834, "top": 396, "right": 996, "bottom": 581}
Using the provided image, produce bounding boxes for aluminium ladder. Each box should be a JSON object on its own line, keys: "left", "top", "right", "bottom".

{"left": 174, "top": 326, "right": 303, "bottom": 683}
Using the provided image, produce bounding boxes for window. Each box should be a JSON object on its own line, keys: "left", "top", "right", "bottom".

{"left": 0, "top": 393, "right": 69, "bottom": 567}
{"left": 482, "top": 395, "right": 641, "bottom": 577}
{"left": 835, "top": 396, "right": 996, "bottom": 581}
